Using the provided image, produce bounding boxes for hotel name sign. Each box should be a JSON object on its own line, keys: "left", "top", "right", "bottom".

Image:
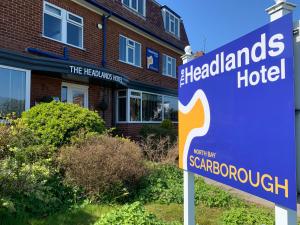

{"left": 69, "top": 65, "right": 125, "bottom": 85}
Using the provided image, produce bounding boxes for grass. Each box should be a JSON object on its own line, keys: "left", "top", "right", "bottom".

{"left": 0, "top": 203, "right": 224, "bottom": 225}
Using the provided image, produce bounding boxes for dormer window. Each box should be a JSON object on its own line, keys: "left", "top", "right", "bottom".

{"left": 122, "top": 0, "right": 146, "bottom": 17}
{"left": 162, "top": 7, "right": 180, "bottom": 38}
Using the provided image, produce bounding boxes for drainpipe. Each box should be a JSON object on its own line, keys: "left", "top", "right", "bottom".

{"left": 101, "top": 13, "right": 112, "bottom": 67}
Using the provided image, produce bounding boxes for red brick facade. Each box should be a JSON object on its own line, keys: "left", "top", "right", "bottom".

{"left": 0, "top": 0, "right": 189, "bottom": 137}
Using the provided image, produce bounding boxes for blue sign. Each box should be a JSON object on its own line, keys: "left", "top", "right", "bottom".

{"left": 178, "top": 14, "right": 296, "bottom": 210}
{"left": 146, "top": 48, "right": 159, "bottom": 72}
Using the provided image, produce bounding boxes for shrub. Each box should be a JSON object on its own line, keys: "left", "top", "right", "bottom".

{"left": 136, "top": 164, "right": 242, "bottom": 208}
{"left": 0, "top": 144, "right": 79, "bottom": 216}
{"left": 22, "top": 101, "right": 105, "bottom": 147}
{"left": 59, "top": 135, "right": 147, "bottom": 203}
{"left": 160, "top": 119, "right": 173, "bottom": 129}
{"left": 162, "top": 143, "right": 179, "bottom": 165}
{"left": 140, "top": 118, "right": 177, "bottom": 145}
{"left": 141, "top": 136, "right": 176, "bottom": 162}
{"left": 94, "top": 202, "right": 180, "bottom": 225}
{"left": 0, "top": 119, "right": 81, "bottom": 216}
{"left": 221, "top": 206, "right": 274, "bottom": 225}
{"left": 0, "top": 125, "right": 11, "bottom": 159}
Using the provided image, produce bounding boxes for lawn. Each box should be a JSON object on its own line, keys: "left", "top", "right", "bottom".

{"left": 1, "top": 203, "right": 224, "bottom": 225}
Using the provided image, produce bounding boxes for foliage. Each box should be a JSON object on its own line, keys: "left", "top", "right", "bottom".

{"left": 0, "top": 124, "right": 11, "bottom": 159}
{"left": 162, "top": 143, "right": 179, "bottom": 165}
{"left": 160, "top": 119, "right": 173, "bottom": 130}
{"left": 0, "top": 119, "right": 81, "bottom": 217}
{"left": 59, "top": 135, "right": 147, "bottom": 203}
{"left": 141, "top": 136, "right": 176, "bottom": 162}
{"left": 140, "top": 120, "right": 177, "bottom": 162}
{"left": 136, "top": 164, "right": 243, "bottom": 208}
{"left": 22, "top": 101, "right": 105, "bottom": 147}
{"left": 94, "top": 202, "right": 180, "bottom": 225}
{"left": 140, "top": 123, "right": 177, "bottom": 145}
{"left": 221, "top": 206, "right": 274, "bottom": 225}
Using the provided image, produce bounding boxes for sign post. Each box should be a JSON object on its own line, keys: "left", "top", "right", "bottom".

{"left": 266, "top": 1, "right": 297, "bottom": 224}
{"left": 181, "top": 46, "right": 195, "bottom": 225}
{"left": 179, "top": 5, "right": 297, "bottom": 224}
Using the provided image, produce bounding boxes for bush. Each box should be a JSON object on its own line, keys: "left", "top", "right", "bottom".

{"left": 22, "top": 101, "right": 105, "bottom": 147}
{"left": 160, "top": 119, "right": 173, "bottom": 129}
{"left": 221, "top": 206, "right": 274, "bottom": 225}
{"left": 94, "top": 202, "right": 180, "bottom": 225}
{"left": 0, "top": 144, "right": 79, "bottom": 216}
{"left": 136, "top": 165, "right": 242, "bottom": 208}
{"left": 0, "top": 125, "right": 11, "bottom": 159}
{"left": 141, "top": 136, "right": 176, "bottom": 162}
{"left": 59, "top": 135, "right": 147, "bottom": 203}
{"left": 140, "top": 119, "right": 177, "bottom": 145}
{"left": 0, "top": 119, "right": 81, "bottom": 217}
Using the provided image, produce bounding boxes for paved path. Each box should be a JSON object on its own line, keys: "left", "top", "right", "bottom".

{"left": 203, "top": 177, "right": 300, "bottom": 217}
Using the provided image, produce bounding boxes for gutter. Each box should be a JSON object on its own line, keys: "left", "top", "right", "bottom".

{"left": 85, "top": 0, "right": 184, "bottom": 52}
{"left": 101, "top": 12, "right": 112, "bottom": 67}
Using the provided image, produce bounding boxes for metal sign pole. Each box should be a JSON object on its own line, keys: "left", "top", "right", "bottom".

{"left": 266, "top": 1, "right": 297, "bottom": 224}
{"left": 181, "top": 46, "right": 195, "bottom": 225}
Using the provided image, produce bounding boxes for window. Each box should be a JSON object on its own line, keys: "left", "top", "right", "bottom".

{"left": 122, "top": 0, "right": 145, "bottom": 16}
{"left": 119, "top": 35, "right": 141, "bottom": 67}
{"left": 61, "top": 83, "right": 88, "bottom": 108}
{"left": 162, "top": 9, "right": 180, "bottom": 38}
{"left": 163, "top": 96, "right": 178, "bottom": 122}
{"left": 130, "top": 91, "right": 141, "bottom": 121}
{"left": 162, "top": 54, "right": 177, "bottom": 78}
{"left": 117, "top": 90, "right": 127, "bottom": 122}
{"left": 43, "top": 1, "right": 83, "bottom": 48}
{"left": 0, "top": 66, "right": 31, "bottom": 117}
{"left": 116, "top": 90, "right": 178, "bottom": 123}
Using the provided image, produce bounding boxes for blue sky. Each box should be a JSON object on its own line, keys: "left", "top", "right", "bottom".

{"left": 157, "top": 0, "right": 300, "bottom": 53}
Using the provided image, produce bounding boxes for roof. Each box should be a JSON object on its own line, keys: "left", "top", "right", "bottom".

{"left": 89, "top": 0, "right": 189, "bottom": 51}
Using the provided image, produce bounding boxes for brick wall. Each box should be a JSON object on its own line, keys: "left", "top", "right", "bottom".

{"left": 0, "top": 0, "right": 183, "bottom": 91}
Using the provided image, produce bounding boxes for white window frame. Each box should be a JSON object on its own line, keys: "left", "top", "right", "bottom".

{"left": 119, "top": 35, "right": 142, "bottom": 68}
{"left": 116, "top": 89, "right": 178, "bottom": 123}
{"left": 61, "top": 82, "right": 89, "bottom": 108}
{"left": 0, "top": 65, "right": 31, "bottom": 113}
{"left": 122, "top": 0, "right": 146, "bottom": 17}
{"left": 163, "top": 54, "right": 177, "bottom": 78}
{"left": 43, "top": 1, "right": 84, "bottom": 49}
{"left": 162, "top": 8, "right": 180, "bottom": 38}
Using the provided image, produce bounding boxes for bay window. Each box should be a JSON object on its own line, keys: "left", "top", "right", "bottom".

{"left": 142, "top": 93, "right": 162, "bottom": 121}
{"left": 130, "top": 91, "right": 141, "bottom": 121}
{"left": 43, "top": 1, "right": 83, "bottom": 48}
{"left": 163, "top": 96, "right": 178, "bottom": 122}
{"left": 116, "top": 90, "right": 177, "bottom": 123}
{"left": 0, "top": 66, "right": 31, "bottom": 117}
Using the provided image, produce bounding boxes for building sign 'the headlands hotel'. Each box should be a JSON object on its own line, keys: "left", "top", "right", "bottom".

{"left": 0, "top": 0, "right": 190, "bottom": 136}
